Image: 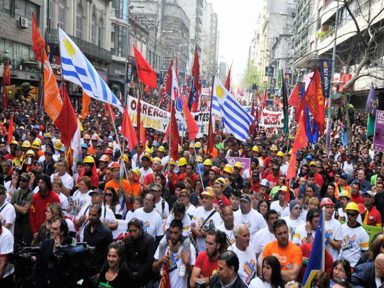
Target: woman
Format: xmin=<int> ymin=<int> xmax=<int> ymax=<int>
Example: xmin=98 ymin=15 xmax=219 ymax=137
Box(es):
xmin=257 ymin=200 xmax=269 ymax=217
xmin=70 ymin=176 xmax=92 ymax=216
xmin=330 ymin=260 xmax=351 ymax=288
xmin=249 ymin=256 xmax=284 ymax=288
xmin=124 ymin=196 xmax=143 ymax=220
xmin=98 ymin=242 xmax=129 ymax=288
xmin=357 ymin=233 xmax=384 ymax=264
xmin=104 ymin=187 xmax=122 ymax=219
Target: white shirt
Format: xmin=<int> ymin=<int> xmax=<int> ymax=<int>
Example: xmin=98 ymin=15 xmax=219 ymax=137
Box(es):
xmin=58 ymin=193 xmax=69 ymax=212
xmin=283 ymin=216 xmax=304 ymax=241
xmin=0 ymin=201 xmax=16 ymax=234
xmin=0 ymin=226 xmax=14 ymax=277
xmin=229 ymin=244 xmax=257 ymax=286
xmin=155 ymin=197 xmax=170 ymax=220
xmin=252 ymin=227 xmax=275 ymax=255
xmin=185 ymin=203 xmax=196 ymax=220
xmin=249 ymin=277 xmax=272 ymax=288
xmin=340 ymin=223 xmax=369 ymax=267
xmin=293 ymin=223 xmax=315 ymax=246
xmin=165 ymin=213 xmax=191 ymax=237
xmin=234 ymin=208 xmax=267 ymax=238
xmin=51 ymin=172 xmax=74 ymax=190
xmin=324 ymin=218 xmax=343 ymax=261
xmin=132 ymin=207 xmax=163 ymax=239
xmin=216 ymin=223 xmax=235 ymax=243
xmin=270 ymin=200 xmax=289 ymax=217
xmin=154 ymin=243 xmax=196 ymax=288
xmin=70 ymin=191 xmax=92 ymax=216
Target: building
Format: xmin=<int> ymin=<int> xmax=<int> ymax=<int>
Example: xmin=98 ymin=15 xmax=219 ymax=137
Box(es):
xmin=218 ymin=61 xmax=227 ymax=82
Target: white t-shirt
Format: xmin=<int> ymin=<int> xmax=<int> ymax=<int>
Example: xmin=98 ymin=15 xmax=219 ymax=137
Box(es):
xmin=0 ymin=202 xmax=16 ymax=235
xmin=132 ymin=207 xmax=164 ymax=239
xmin=216 ymin=223 xmax=235 ymax=243
xmin=293 ymin=223 xmax=315 ymax=246
xmin=154 ymin=243 xmax=196 ymax=288
xmin=234 ymin=209 xmax=267 ymax=238
xmin=0 ymin=226 xmax=14 ymax=277
xmin=71 ymin=190 xmax=92 ymax=211
xmin=191 ymin=207 xmax=223 ymax=252
xmin=342 ymin=161 xmax=354 ymax=175
xmin=186 ymin=203 xmax=196 ymax=220
xmin=165 ymin=213 xmax=191 ymax=237
xmin=58 ymin=193 xmax=69 ymax=212
xmin=139 ymin=167 xmax=153 ymax=182
xmin=340 ymin=224 xmax=369 ymax=267
xmin=283 ymin=216 xmax=304 ymax=241
xmin=324 ymin=218 xmax=343 ymax=261
xmin=249 ymin=277 xmax=272 ymax=288
xmin=229 ymin=244 xmax=257 ymax=286
xmin=270 ymin=200 xmax=289 ymax=217
xmin=155 ymin=197 xmax=170 ymax=220
xmin=252 ymin=227 xmax=275 ymax=255
xmin=51 ymin=172 xmax=74 ymax=190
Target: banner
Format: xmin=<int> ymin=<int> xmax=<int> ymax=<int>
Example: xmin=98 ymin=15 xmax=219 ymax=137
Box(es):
xmin=318 ymin=58 xmax=332 ymax=99
xmin=259 ymin=110 xmax=284 ymax=128
xmin=178 ymin=112 xmax=210 ymax=138
xmin=128 ymin=96 xmax=170 ymax=133
xmin=373 ymin=110 xmax=384 ymax=152
xmin=226 ymin=157 xmax=251 ymax=171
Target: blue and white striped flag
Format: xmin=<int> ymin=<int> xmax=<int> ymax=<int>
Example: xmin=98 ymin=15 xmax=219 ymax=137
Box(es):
xmin=212 ymin=77 xmax=254 ymax=141
xmin=58 ymin=29 xmax=123 ymax=112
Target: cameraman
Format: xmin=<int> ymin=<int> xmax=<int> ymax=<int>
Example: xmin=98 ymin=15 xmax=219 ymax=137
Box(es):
xmin=34 ymin=217 xmax=72 ymax=288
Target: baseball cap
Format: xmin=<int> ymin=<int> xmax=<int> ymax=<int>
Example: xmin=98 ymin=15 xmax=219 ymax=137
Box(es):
xmin=239 ymin=194 xmax=251 ymax=202
xmin=89 ymin=189 xmax=104 ymax=196
xmin=364 ymin=190 xmax=375 ymax=197
xmin=260 ymin=179 xmax=269 ymax=187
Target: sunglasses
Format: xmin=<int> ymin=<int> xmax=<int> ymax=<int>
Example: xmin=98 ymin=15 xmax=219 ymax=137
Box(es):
xmin=347 ymin=213 xmax=358 ymax=217
xmin=105 ymin=193 xmax=113 ymax=197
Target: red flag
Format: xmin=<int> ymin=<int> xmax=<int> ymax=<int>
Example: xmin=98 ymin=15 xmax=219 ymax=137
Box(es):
xmin=180 ymin=92 xmax=199 ymax=140
xmin=54 ymin=85 xmax=78 ymax=148
xmin=225 ymin=65 xmax=232 ymax=91
xmin=304 ymin=69 xmax=325 ymax=134
xmin=288 ymin=82 xmax=300 ymax=107
xmin=188 ymin=48 xmax=201 ymax=112
xmin=139 ymin=120 xmax=146 ymax=147
xmin=32 ymin=14 xmax=46 ymax=64
xmin=7 ymin=115 xmax=14 ymax=145
xmin=3 ymin=63 xmax=10 ymax=86
xmin=136 ymin=93 xmax=142 ymax=151
xmin=169 ymin=102 xmax=180 ymax=161
xmin=159 ymin=262 xmax=171 ymax=288
xmin=207 ymin=114 xmax=214 ymax=154
xmin=121 ymin=106 xmax=138 ymax=151
xmin=106 ymin=103 xmax=116 ymax=122
xmin=160 ymin=61 xmax=173 ymax=110
xmin=134 ymin=47 xmax=157 ymax=89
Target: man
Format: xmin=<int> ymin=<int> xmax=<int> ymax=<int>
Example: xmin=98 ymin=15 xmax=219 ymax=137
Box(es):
xmin=132 ymin=192 xmax=163 ymax=242
xmin=298 ymin=172 xmax=320 ymax=198
xmin=360 ymin=190 xmax=382 ymax=227
xmin=320 ymin=197 xmax=343 ymax=262
xmin=0 ymin=222 xmax=14 ymax=287
xmin=153 ymin=219 xmax=196 ymax=288
xmin=234 ymin=194 xmax=266 ymax=238
xmin=228 ymin=224 xmax=257 ymax=285
xmin=213 ymin=177 xmax=231 ymax=208
xmin=337 ymin=190 xmax=362 ymax=224
xmin=263 ymin=219 xmax=303 ymax=282
xmin=143 ymin=157 xmax=163 ymax=190
xmin=339 ymin=202 xmax=369 ymax=268
xmin=232 ymin=161 xmax=244 ymax=190
xmin=270 ymin=186 xmax=289 ymax=217
xmin=352 ymin=169 xmax=371 ymax=193
xmin=209 ymin=251 xmax=247 ymax=288
xmin=79 ymin=156 xmax=99 ymax=188
xmin=10 ymin=172 xmax=33 ymax=244
xmin=190 ymin=229 xmax=228 ymax=287
xmin=83 ymin=204 xmax=113 ymax=275
xmin=216 ymin=206 xmax=235 ymax=243
xmin=0 ymin=185 xmax=16 ymax=234
xmin=282 ymin=200 xmax=304 ymax=240
xmin=350 ymin=182 xmax=364 ymax=205
xmin=138 ymin=154 xmax=153 ymax=180
xmin=151 ymin=183 xmax=170 ymax=221
xmin=351 ymin=253 xmax=384 ymax=288
xmin=375 ymin=181 xmax=384 ymax=220
xmin=191 ymin=187 xmax=223 ymax=252
xmin=30 ymin=175 xmax=60 ymax=237
xmin=252 ymin=209 xmax=278 ymax=265
xmin=229 ymin=190 xmax=241 ymax=212
xmin=124 ymin=218 xmax=156 ymax=287
xmin=50 ymin=159 xmax=74 ymax=196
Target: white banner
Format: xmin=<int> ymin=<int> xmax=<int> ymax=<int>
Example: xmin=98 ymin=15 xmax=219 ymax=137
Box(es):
xmin=259 ymin=109 xmax=284 ymax=128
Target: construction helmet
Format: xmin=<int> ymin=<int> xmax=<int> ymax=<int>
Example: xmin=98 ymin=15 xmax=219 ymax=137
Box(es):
xmin=11 ymin=140 xmax=19 ymax=146
xmin=31 ymin=140 xmax=41 ymax=149
xmin=178 ymin=157 xmax=187 ymax=166
xmin=22 ymin=140 xmax=31 ymax=149
xmin=189 ymin=143 xmax=195 ymax=149
xmin=158 ymin=146 xmax=166 ymax=153
xmin=195 ymin=142 xmax=202 ymax=149
xmin=339 ymin=190 xmax=351 ymax=199
xmin=195 ymin=156 xmax=203 ymax=163
xmin=252 ymin=146 xmax=259 ymax=152
xmin=203 ymin=159 xmax=213 ymax=166
xmin=54 ymin=140 xmax=63 ymax=150
xmin=345 ymin=202 xmax=359 ymax=213
xmin=270 ymin=144 xmax=278 ymax=151
xmin=169 ymin=158 xmax=176 ymax=165
xmin=83 ymin=156 xmax=95 ymax=164
xmin=223 ymin=164 xmax=233 ymax=174
xmin=277 ymin=151 xmax=285 ymax=157
xmin=234 ymin=161 xmax=243 ymax=169
xmin=320 ymin=197 xmax=335 ymax=207
xmin=25 ymin=150 xmax=35 ymax=157
xmin=110 ymin=162 xmax=120 ymax=170
xmin=99 ymin=154 xmax=110 ymax=162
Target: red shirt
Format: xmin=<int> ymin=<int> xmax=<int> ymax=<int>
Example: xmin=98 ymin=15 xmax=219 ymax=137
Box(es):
xmin=178 ymin=172 xmax=199 ymax=184
xmin=214 ymin=195 xmax=230 ymax=207
xmin=30 ymin=191 xmax=60 ymax=234
xmin=360 ymin=206 xmax=382 ymax=227
xmin=350 ymin=193 xmax=364 ymax=205
xmin=194 ymin=251 xmax=218 ymax=277
xmin=266 ymin=173 xmax=280 ymax=187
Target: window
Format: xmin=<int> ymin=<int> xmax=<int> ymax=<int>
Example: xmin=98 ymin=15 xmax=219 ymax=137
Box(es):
xmin=98 ymin=17 xmax=105 ymax=47
xmin=76 ymin=3 xmax=83 ymax=38
xmin=58 ymin=0 xmax=66 ymax=30
xmin=91 ymin=13 xmax=97 ymax=44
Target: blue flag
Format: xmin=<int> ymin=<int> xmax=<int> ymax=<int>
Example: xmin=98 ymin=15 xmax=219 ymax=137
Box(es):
xmin=302 ymin=212 xmax=324 ymax=287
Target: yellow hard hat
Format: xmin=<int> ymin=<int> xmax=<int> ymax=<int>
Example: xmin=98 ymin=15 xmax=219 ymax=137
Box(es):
xmin=178 ymin=157 xmax=187 ymax=166
xmin=43 ymin=133 xmax=52 ymax=139
xmin=195 ymin=156 xmax=203 ymax=163
xmin=288 ymin=149 xmax=292 ymax=155
xmin=158 ymin=146 xmax=166 ymax=153
xmin=270 ymin=145 xmax=278 ymax=151
xmin=277 ymin=151 xmax=285 ymax=157
xmin=169 ymin=158 xmax=176 ymax=165
xmin=223 ymin=164 xmax=233 ymax=174
xmin=203 ymin=159 xmax=213 ymax=166
xmin=25 ymin=149 xmax=35 ymax=157
xmin=339 ymin=190 xmax=351 ymax=199
xmin=252 ymin=145 xmax=259 ymax=152
xmin=234 ymin=161 xmax=243 ymax=169
xmin=152 ymin=157 xmax=161 ymax=164
xmin=83 ymin=156 xmax=95 ymax=164
xmin=11 ymin=140 xmax=19 ymax=146
xmin=178 ymin=145 xmax=183 ymax=153
xmin=54 ymin=140 xmax=63 ymax=150
xmin=122 ymin=154 xmax=129 ymax=163
xmin=345 ymin=202 xmax=359 ymax=212
xmin=132 ymin=168 xmax=141 ymax=177
xmin=195 ymin=142 xmax=202 ymax=148
xmin=32 ymin=140 xmax=41 ymax=149
xmin=309 ymin=161 xmax=317 ymax=166
xmin=22 ymin=140 xmax=31 ymax=148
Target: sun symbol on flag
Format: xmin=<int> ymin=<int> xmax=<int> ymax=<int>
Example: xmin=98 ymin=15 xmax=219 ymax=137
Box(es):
xmin=63 ymin=39 xmax=76 ymax=58
xmin=216 ymin=85 xmax=224 ymax=99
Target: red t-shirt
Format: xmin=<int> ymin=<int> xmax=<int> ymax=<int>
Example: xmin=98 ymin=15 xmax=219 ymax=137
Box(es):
xmin=350 ymin=193 xmax=364 ymax=205
xmin=30 ymin=191 xmax=61 ymax=234
xmin=214 ymin=195 xmax=230 ymax=207
xmin=194 ymin=251 xmax=218 ymax=277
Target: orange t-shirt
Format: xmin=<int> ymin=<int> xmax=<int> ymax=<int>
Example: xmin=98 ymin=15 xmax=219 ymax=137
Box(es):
xmin=262 ymin=240 xmax=303 ymax=270
xmin=105 ymin=179 xmax=133 ymax=209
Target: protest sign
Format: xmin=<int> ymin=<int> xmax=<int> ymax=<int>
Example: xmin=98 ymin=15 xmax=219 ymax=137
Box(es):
xmin=259 ymin=110 xmax=284 ymax=128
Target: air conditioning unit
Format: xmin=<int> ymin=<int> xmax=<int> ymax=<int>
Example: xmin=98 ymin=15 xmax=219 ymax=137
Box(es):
xmin=18 ymin=17 xmax=28 ymax=29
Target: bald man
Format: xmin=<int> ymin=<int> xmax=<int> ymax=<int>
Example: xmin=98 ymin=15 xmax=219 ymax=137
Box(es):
xmin=351 ymin=253 xmax=384 ymax=287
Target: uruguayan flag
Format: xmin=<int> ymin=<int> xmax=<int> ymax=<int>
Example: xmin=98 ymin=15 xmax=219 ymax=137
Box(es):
xmin=212 ymin=77 xmax=254 ymax=141
xmin=58 ymin=29 xmax=123 ymax=112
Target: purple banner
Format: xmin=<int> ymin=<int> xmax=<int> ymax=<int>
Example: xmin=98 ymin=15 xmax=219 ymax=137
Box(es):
xmin=226 ymin=157 xmax=251 ymax=172
xmin=373 ymin=110 xmax=384 ymax=152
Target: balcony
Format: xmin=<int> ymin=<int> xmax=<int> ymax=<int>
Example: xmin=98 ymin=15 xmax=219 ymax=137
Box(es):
xmin=46 ymin=29 xmax=112 ymax=63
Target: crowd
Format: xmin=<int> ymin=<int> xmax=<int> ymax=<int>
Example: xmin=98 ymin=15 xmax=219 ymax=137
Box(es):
xmin=0 ymin=99 xmax=383 ymax=288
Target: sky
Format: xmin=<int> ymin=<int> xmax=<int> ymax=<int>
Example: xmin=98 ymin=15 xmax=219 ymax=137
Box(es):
xmin=209 ymin=0 xmax=260 ymax=87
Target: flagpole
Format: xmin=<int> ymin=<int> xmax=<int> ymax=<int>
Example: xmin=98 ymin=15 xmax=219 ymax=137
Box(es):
xmin=136 ymin=86 xmax=142 ymax=160
xmin=321 ymin=206 xmax=325 ymax=272
xmin=193 ymin=146 xmax=205 ymax=190
xmin=168 ymin=99 xmax=173 ymax=175
xmin=207 ymin=75 xmax=215 ymax=156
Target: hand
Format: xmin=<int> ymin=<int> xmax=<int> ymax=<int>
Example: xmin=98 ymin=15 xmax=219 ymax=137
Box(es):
xmin=194 ymin=227 xmax=202 ymax=238
xmin=180 ymin=250 xmax=190 ymax=265
xmin=160 ymin=253 xmax=170 ymax=264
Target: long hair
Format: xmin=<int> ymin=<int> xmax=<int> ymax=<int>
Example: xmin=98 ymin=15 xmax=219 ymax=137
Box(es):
xmin=104 ymin=186 xmax=119 ymax=214
xmin=100 ymin=241 xmax=128 ymax=276
xmin=262 ymin=256 xmax=284 ymax=288
xmin=331 ymin=259 xmax=352 ymax=282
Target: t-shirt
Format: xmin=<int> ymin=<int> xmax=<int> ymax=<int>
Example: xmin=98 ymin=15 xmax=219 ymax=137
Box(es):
xmin=252 ymin=227 xmax=276 ymax=255
xmin=191 ymin=207 xmax=223 ymax=252
xmin=194 ymin=251 xmax=219 ymax=278
xmin=293 ymin=223 xmax=316 ymax=246
xmin=155 ymin=197 xmax=170 ymax=220
xmin=283 ymin=216 xmax=304 ymax=241
xmin=263 ymin=240 xmax=303 ymax=271
xmin=249 ymin=277 xmax=272 ymax=288
xmin=58 ymin=193 xmax=69 ymax=212
xmin=71 ymin=190 xmax=92 ymax=214
xmin=0 ymin=201 xmax=16 ymax=234
xmin=0 ymin=226 xmax=14 ymax=277
xmin=154 ymin=243 xmax=196 ymax=288
xmin=216 ymin=223 xmax=235 ymax=243
xmin=165 ymin=213 xmax=191 ymax=237
xmin=132 ymin=207 xmax=163 ymax=239
xmin=51 ymin=172 xmax=74 ymax=190
xmin=340 ymin=223 xmax=369 ymax=267
xmin=229 ymin=244 xmax=257 ymax=285
xmin=186 ymin=203 xmax=196 ymax=220
xmin=270 ymin=200 xmax=289 ymax=217
xmin=324 ymin=218 xmax=343 ymax=261
xmin=233 ymin=209 xmax=267 ymax=238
